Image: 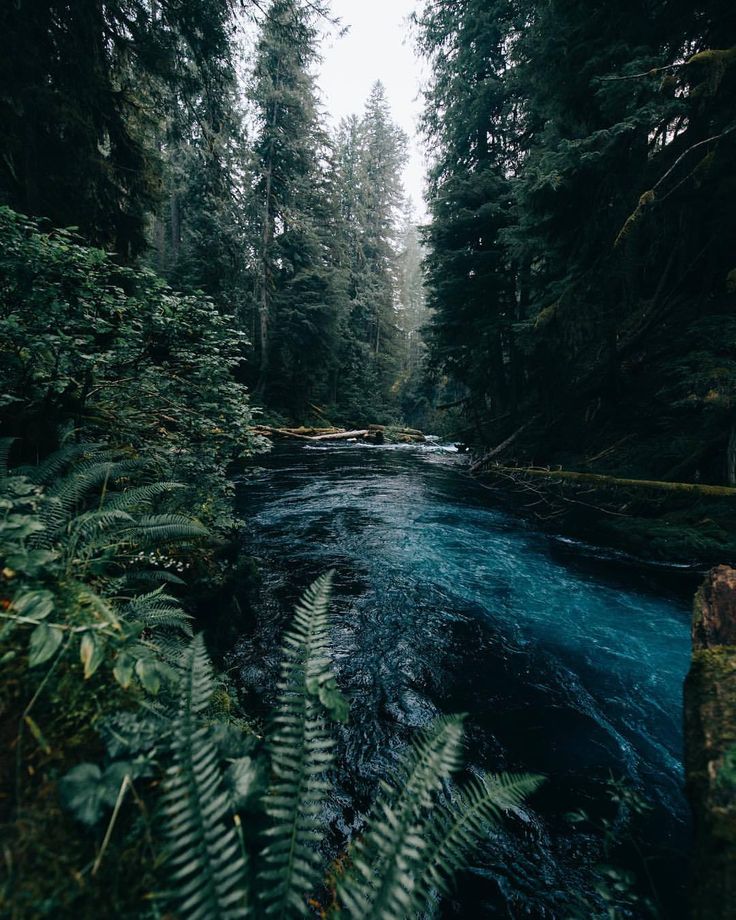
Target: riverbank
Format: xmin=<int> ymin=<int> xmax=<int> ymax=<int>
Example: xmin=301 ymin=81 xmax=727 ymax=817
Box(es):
xmin=471 ymin=460 xmax=736 ymax=570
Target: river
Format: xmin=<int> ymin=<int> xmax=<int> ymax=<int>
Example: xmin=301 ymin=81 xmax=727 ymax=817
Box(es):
xmin=235 ymin=440 xmax=694 ymax=918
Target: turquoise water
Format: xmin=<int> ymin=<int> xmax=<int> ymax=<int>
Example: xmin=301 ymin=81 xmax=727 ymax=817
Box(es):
xmin=236 ymin=441 xmax=693 ymax=917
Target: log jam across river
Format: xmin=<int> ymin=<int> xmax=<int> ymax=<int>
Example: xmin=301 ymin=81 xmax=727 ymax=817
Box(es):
xmin=235 ymin=440 xmax=695 ymax=918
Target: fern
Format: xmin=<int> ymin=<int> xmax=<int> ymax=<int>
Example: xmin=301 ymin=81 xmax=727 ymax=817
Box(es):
xmin=338 ymin=725 xmax=542 ymax=920
xmin=337 ymin=716 xmax=465 ymax=920
xmin=135 ymin=513 xmax=209 ymax=544
xmin=22 ymin=442 xmax=103 ymax=486
xmin=160 ymin=635 xmax=248 ymax=920
xmin=414 ymin=772 xmax=544 ymax=904
xmin=259 ymin=571 xmax=346 ymax=918
xmin=125 ymin=589 xmax=194 ymax=636
xmin=104 ymin=481 xmax=184 ymax=511
xmin=34 ymin=458 xmax=133 ymax=547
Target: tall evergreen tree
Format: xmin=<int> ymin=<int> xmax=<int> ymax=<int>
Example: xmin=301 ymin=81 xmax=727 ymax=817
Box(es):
xmin=150 ymin=21 xmax=251 ymax=317
xmin=332 ymin=83 xmax=409 ymax=421
xmin=0 ymin=0 xmax=238 ymax=258
xmin=248 ymin=0 xmax=343 ymax=413
xmin=415 ymin=0 xmax=519 ymax=436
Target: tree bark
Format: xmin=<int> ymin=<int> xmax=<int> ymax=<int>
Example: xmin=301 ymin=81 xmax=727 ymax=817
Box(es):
xmin=727 ymin=422 xmax=736 ymax=487
xmin=685 ymin=566 xmax=736 ymax=919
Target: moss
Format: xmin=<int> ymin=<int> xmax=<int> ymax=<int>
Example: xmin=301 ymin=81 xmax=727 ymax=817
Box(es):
xmin=614 ymin=190 xmax=656 ymax=248
xmin=687 ymin=47 xmax=736 ymax=67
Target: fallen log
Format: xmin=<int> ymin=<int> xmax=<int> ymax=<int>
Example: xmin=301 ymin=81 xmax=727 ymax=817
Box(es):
xmin=310 ymin=429 xmax=370 ymax=441
xmin=251 ymin=426 xmax=313 ymax=441
xmin=251 ymin=424 xmax=426 ymax=444
xmin=482 ymin=465 xmax=736 ymax=498
xmin=470 ymin=421 xmax=533 ymax=472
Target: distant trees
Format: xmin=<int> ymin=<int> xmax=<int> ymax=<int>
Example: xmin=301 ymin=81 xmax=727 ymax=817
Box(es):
xmin=0 ymin=0 xmax=424 ymax=427
xmin=331 ymin=82 xmax=410 ymax=421
xmin=246 ymin=0 xmax=342 ymax=414
xmin=416 ymin=0 xmax=736 ymax=480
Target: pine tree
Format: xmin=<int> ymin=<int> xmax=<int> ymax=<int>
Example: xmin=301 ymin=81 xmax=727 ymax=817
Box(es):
xmin=416 ymin=0 xmax=518 ymax=435
xmin=248 ymin=0 xmax=343 ymax=412
xmin=417 ymin=0 xmax=736 ymax=482
xmin=0 ymin=0 xmax=238 ymax=258
xmin=332 ymin=83 xmax=409 ymax=421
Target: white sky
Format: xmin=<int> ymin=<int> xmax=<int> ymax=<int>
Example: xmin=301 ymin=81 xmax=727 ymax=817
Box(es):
xmin=316 ymin=0 xmax=428 ymax=218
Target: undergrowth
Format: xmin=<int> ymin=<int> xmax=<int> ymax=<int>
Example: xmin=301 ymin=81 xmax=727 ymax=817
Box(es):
xmin=0 ymin=448 xmax=543 ymax=918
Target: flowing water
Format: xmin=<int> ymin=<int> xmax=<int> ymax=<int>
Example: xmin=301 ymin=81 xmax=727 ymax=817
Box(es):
xmin=235 ymin=441 xmax=694 ymax=918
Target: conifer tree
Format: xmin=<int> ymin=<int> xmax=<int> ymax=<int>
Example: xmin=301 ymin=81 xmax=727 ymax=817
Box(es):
xmin=0 ymin=0 xmax=238 ymax=258
xmin=332 ymin=83 xmax=409 ymax=420
xmin=417 ymin=0 xmax=736 ymax=481
xmin=248 ymin=0 xmax=343 ymax=411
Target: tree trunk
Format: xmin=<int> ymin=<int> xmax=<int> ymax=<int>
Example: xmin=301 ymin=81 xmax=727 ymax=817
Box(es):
xmin=170 ymin=192 xmax=180 ymax=261
xmin=685 ymin=566 xmax=736 ymax=919
xmin=255 ymin=78 xmax=279 ymax=392
xmin=727 ymin=422 xmax=736 ymax=487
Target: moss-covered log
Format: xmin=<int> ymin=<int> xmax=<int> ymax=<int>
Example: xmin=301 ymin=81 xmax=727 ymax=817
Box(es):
xmin=685 ymin=566 xmax=736 ymax=919
xmin=251 ymin=425 xmax=426 ymax=444
xmin=483 ymin=465 xmax=736 ymax=498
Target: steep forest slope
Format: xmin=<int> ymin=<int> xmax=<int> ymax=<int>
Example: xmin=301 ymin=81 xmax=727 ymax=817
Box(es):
xmin=417 ymin=0 xmax=736 ymax=486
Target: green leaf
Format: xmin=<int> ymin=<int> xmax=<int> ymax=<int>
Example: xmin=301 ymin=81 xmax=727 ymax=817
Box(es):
xmin=135 ymin=657 xmax=161 ymax=695
xmin=5 ymin=549 xmax=57 ymax=577
xmin=113 ymin=651 xmax=135 ymax=689
xmin=316 ymin=677 xmax=349 ymax=724
xmin=58 ymin=763 xmax=105 ymax=826
xmin=28 ymin=623 xmax=64 ymax=667
xmin=24 ymin=714 xmax=51 ymax=754
xmin=80 ymin=631 xmax=104 ymax=679
xmin=58 ymin=762 xmax=133 ymax=827
xmin=13 ymin=589 xmax=54 ymax=621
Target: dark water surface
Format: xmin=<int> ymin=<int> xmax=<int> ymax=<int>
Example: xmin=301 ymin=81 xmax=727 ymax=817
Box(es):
xmin=235 ymin=441 xmax=694 ymax=918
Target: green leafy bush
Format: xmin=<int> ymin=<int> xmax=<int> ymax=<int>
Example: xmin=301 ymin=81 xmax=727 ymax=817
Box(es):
xmin=0 ymin=207 xmax=265 ymax=531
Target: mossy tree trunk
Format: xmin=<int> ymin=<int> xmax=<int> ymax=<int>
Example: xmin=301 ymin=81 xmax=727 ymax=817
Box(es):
xmin=685 ymin=565 xmax=736 ymax=919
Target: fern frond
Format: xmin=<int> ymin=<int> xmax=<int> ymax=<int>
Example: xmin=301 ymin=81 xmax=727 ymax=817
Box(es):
xmin=135 ymin=514 xmax=209 ymax=544
xmin=150 ymin=631 xmax=193 ymax=663
xmin=35 ymin=459 xmax=133 ymax=546
xmin=337 ymin=716 xmax=465 ymax=920
xmin=66 ymin=509 xmax=136 ymax=559
xmin=104 ymin=481 xmax=184 ymax=512
xmin=415 ymin=772 xmax=544 ymax=904
xmin=23 ymin=443 xmax=103 ymax=486
xmin=125 ymin=591 xmax=194 ymax=636
xmin=259 ymin=571 xmax=343 ymax=919
xmin=123 ymin=569 xmax=188 ymax=588
xmin=160 ymin=635 xmax=248 ymax=919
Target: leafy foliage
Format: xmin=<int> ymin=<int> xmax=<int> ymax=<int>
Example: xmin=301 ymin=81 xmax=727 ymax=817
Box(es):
xmin=154 ymin=576 xmax=540 ymax=920
xmin=0 ymin=208 xmax=263 ymax=530
xmin=337 ymin=719 xmax=543 ymax=918
xmin=0 ymin=0 xmax=239 ymax=257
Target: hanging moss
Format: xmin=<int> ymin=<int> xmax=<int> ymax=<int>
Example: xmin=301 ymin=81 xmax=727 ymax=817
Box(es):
xmin=614 ymin=190 xmax=656 ymax=248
